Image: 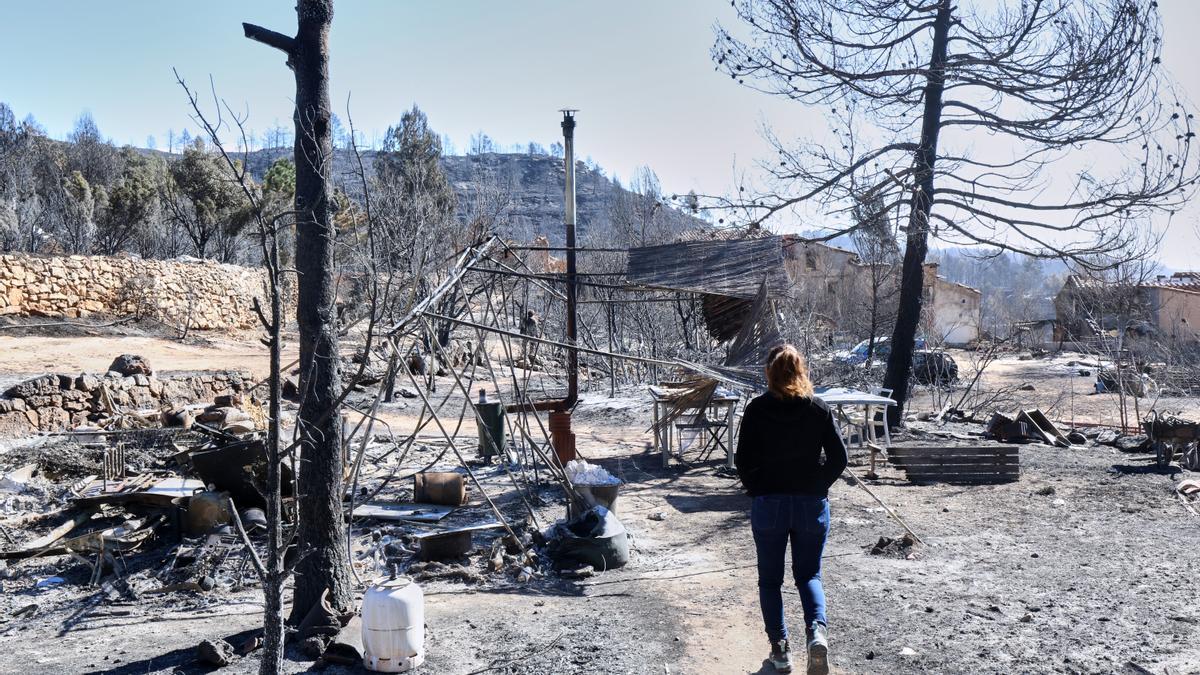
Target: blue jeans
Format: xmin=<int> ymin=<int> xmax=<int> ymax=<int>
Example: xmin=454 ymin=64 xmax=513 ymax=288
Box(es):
xmin=751 ymin=494 xmax=830 ymax=642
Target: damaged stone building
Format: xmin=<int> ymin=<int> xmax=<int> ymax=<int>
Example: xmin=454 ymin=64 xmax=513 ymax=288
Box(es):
xmin=520 ymin=228 xmax=984 ymax=348
xmin=1054 ymin=271 xmax=1200 ymax=344
xmin=922 ymin=263 xmax=983 ymax=346
xmin=779 ymin=236 xmax=982 ymax=346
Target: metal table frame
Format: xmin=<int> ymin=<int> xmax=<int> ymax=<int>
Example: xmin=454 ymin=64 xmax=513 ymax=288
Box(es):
xmin=649 ymin=386 xmax=740 ymax=469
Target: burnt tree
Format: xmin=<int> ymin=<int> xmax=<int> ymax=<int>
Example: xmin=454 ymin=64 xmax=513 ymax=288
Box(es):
xmin=714 ymin=0 xmax=1196 ymax=425
xmin=244 ymin=0 xmax=353 ymax=621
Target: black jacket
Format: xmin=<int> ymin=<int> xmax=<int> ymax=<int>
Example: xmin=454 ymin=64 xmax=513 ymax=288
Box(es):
xmin=735 ymin=393 xmax=848 ymax=497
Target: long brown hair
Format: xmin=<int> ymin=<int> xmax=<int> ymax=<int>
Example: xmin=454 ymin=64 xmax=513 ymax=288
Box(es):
xmin=766 ymin=344 xmax=815 ymax=399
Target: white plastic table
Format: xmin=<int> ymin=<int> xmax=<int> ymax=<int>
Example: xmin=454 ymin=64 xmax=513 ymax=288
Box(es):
xmin=815 ymin=387 xmax=897 ymax=447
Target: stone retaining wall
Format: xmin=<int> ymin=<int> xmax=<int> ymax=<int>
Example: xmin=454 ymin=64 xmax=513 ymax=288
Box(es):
xmin=0 ymin=370 xmax=251 ymax=436
xmin=0 ymin=253 xmax=273 ymax=330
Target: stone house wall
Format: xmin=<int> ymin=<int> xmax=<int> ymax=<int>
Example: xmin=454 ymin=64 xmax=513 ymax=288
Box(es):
xmin=0 ymin=370 xmax=251 ymax=436
xmin=779 ymin=237 xmax=868 ymax=332
xmin=777 ymin=239 xmax=981 ymax=346
xmin=1145 ymin=286 xmax=1200 ymax=341
xmin=930 ymin=277 xmax=982 ymax=346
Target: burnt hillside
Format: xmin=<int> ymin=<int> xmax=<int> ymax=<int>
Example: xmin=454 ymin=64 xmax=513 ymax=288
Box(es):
xmin=235 ymin=147 xmax=706 ymax=246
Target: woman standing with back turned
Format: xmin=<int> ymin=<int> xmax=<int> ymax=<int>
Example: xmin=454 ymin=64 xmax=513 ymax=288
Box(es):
xmin=736 ymin=344 xmax=848 ymax=674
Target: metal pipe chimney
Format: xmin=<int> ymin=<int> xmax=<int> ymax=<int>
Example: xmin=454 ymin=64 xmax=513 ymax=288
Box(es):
xmin=506 ymin=111 xmax=582 ymax=468
xmin=547 ymin=110 xmax=579 ymax=465
xmin=561 ymin=110 xmax=579 ymax=411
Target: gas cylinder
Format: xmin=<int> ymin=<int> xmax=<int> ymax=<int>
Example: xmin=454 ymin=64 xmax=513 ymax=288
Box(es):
xmin=362 ymin=576 xmax=425 ymax=672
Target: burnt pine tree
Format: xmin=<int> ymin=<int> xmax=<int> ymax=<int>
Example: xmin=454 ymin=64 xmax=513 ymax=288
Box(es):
xmin=243 ymin=0 xmax=354 ymax=623
xmin=714 ymin=0 xmax=1196 ymax=424
xmin=374 ymin=106 xmax=460 ymax=354
xmin=849 ymin=191 xmax=900 ymax=370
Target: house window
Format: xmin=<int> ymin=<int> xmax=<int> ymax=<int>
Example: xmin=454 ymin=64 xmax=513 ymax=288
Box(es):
xmin=805 ymin=250 xmax=817 ymax=271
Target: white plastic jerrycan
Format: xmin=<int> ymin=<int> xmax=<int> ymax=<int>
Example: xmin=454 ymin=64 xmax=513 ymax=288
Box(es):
xmin=362 ymin=575 xmax=425 ymax=672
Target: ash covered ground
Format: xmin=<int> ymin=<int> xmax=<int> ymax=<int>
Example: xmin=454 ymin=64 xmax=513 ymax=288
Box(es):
xmin=0 ymin=332 xmax=1197 ymax=674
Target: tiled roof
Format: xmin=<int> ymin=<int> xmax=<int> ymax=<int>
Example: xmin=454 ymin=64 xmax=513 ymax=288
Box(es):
xmin=1144 ymin=280 xmax=1200 ymax=295
xmin=1062 ymin=272 xmax=1200 ymax=295
xmin=1145 ymin=272 xmax=1200 ymax=293
xmin=778 ymin=234 xmax=859 ymax=259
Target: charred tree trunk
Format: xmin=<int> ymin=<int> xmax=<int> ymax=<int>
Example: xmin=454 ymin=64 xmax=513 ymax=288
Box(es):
xmin=882 ymin=0 xmax=952 ymax=428
xmin=285 ymin=0 xmax=353 ymax=622
xmin=864 ymin=315 xmax=878 ymax=370
xmin=382 ymin=354 xmax=399 ymax=403
xmin=244 ymin=0 xmax=353 ymax=626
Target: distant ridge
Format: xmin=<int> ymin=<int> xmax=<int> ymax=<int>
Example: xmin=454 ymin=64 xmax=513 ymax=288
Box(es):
xmin=139 ymin=146 xmax=708 ymax=246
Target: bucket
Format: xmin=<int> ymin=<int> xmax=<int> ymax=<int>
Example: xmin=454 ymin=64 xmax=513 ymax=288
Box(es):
xmin=567 ymin=483 xmax=620 ymax=519
xmin=362 ymin=576 xmax=425 ymax=673
xmin=413 ymin=472 xmax=466 ymax=506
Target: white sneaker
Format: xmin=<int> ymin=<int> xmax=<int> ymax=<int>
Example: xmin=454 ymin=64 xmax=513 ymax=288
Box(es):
xmin=768 ymin=639 xmax=793 ymax=673
xmin=806 ymin=624 xmax=829 ymax=675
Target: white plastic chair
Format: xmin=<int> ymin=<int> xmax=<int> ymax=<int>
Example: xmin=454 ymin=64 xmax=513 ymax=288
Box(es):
xmin=866 ymin=387 xmax=893 ymax=447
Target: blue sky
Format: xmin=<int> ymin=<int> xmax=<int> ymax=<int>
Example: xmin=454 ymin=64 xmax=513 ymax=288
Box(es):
xmin=2 ymin=0 xmax=1198 ymax=268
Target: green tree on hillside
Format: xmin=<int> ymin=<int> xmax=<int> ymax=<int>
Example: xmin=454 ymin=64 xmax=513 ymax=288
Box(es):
xmin=375 ymin=105 xmax=457 ymax=272
xmin=374 ymin=106 xmax=463 ymax=349
xmin=162 ymin=138 xmax=248 ymax=261
xmin=261 ymin=157 xmax=297 ymax=265
xmin=263 ymin=157 xmax=296 ymax=196
xmin=96 ymin=149 xmax=160 ymax=255
xmin=377 ymin=107 xmax=456 ymax=217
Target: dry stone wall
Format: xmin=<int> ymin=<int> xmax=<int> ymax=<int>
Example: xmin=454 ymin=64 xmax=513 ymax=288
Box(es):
xmin=0 ymin=253 xmax=273 ymax=330
xmin=0 ymin=370 xmax=251 ymax=436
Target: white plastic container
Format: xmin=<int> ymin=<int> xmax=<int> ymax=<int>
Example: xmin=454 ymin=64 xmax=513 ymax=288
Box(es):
xmin=362 ymin=576 xmax=425 ymax=672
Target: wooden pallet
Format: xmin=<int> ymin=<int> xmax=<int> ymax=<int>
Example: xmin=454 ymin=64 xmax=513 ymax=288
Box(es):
xmin=887 ymin=445 xmax=1020 ymax=484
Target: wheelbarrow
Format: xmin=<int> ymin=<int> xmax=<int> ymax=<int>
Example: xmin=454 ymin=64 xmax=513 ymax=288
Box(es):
xmin=1142 ymin=411 xmax=1200 ymax=469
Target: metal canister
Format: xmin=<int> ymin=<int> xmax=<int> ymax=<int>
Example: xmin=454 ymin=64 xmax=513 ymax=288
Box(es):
xmin=413 ymin=472 xmax=467 ymax=506
xmin=475 ymin=394 xmax=506 ymax=462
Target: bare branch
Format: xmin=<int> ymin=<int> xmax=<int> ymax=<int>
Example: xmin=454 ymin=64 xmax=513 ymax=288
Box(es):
xmin=242 ymin=23 xmax=295 ymax=55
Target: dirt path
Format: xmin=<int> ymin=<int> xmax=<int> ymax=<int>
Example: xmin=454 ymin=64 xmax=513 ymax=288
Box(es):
xmin=0 ymin=333 xmax=289 ymax=383
xmin=568 ymin=416 xmax=1200 ymax=674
